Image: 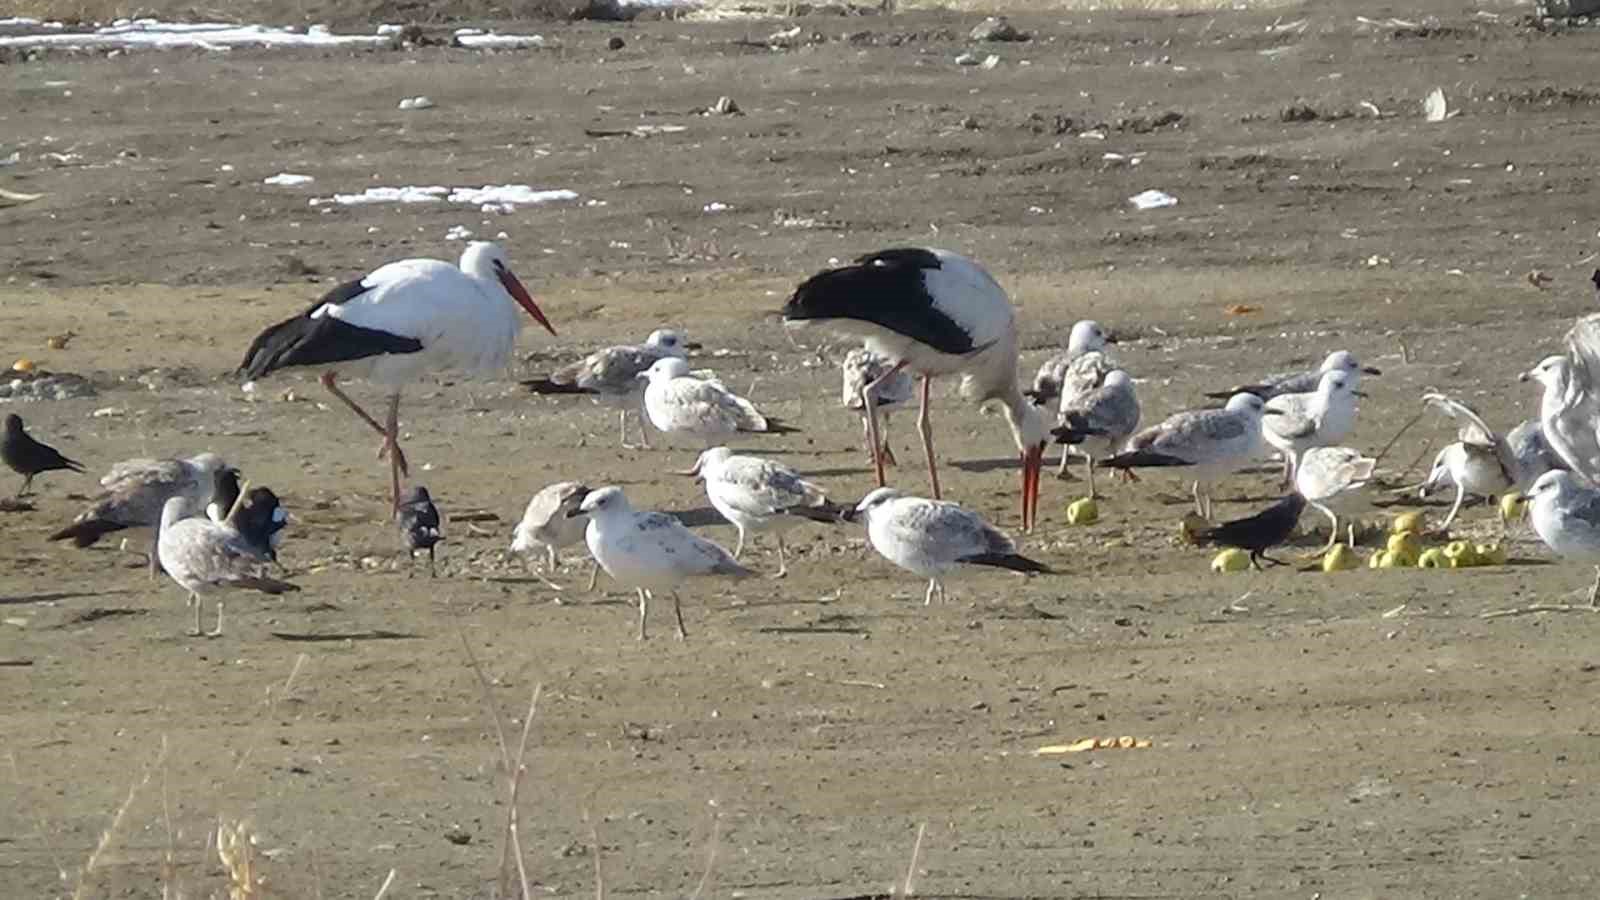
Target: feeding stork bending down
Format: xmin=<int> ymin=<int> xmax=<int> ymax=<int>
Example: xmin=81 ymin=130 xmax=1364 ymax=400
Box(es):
xmin=781 ymin=248 xmax=1047 ymax=531
xmin=237 ymin=242 xmax=557 ymax=515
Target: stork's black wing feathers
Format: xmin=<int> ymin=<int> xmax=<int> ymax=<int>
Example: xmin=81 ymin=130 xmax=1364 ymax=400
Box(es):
xmin=781 ymin=248 xmax=976 ymax=356
xmin=237 ymin=278 xmax=423 ymax=380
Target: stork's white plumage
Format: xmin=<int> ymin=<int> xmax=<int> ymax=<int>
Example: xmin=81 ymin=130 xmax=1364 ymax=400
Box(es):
xmin=238 ymin=241 xmax=556 ymax=514
xmin=781 ymin=248 xmax=1047 ymax=531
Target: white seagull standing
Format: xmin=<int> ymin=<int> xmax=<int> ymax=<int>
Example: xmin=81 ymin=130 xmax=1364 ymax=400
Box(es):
xmin=1262 ymin=369 xmax=1364 ymax=485
xmin=841 ymin=346 xmax=914 ymax=466
xmin=1526 ymin=470 xmax=1600 ymax=605
xmin=1203 ymin=350 xmax=1381 ymax=401
xmin=1050 ymin=365 xmax=1141 ymax=496
xmin=640 ymin=357 xmax=797 ymax=446
xmin=781 ymin=248 xmax=1048 ymax=531
xmin=1521 ymin=353 xmax=1600 ymax=484
xmin=1027 ymin=319 xmax=1114 ymax=407
xmin=522 ymin=329 xmax=699 ymax=448
xmin=846 ymin=487 xmax=1049 ymax=605
xmin=238 ymin=241 xmax=558 ymax=514
xmin=1295 ymin=446 xmax=1377 ymax=550
xmin=157 ymin=496 xmax=300 ymax=637
xmin=1100 ymin=392 xmax=1278 ymax=519
xmin=686 ymin=446 xmax=844 ymax=578
xmin=577 ymin=486 xmax=756 ymax=640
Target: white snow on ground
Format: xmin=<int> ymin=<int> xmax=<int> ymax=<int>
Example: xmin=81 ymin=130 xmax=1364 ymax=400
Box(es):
xmin=308 ymin=185 xmax=579 ymax=210
xmin=263 ymin=173 xmax=314 ymax=186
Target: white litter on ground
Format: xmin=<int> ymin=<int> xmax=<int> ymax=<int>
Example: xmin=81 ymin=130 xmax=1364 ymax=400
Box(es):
xmin=456 ymin=33 xmax=548 ymax=49
xmin=398 ymin=96 xmax=436 ymax=110
xmin=0 ymin=17 xmax=64 ymax=29
xmin=0 ymin=18 xmax=556 ymax=51
xmin=445 ymin=225 xmax=474 ymax=241
xmin=262 ymin=173 xmax=314 ymax=187
xmin=1129 ymin=189 xmax=1178 ymax=210
xmin=308 ymin=185 xmax=579 ymax=210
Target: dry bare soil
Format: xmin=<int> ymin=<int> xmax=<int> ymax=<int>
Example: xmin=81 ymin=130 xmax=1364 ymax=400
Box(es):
xmin=5 ymin=1 xmax=1600 ymax=897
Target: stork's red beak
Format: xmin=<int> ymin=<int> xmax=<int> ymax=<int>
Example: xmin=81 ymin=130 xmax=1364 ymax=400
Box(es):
xmin=1020 ymin=444 xmax=1044 ymax=533
xmin=499 ymin=268 xmax=557 ymax=336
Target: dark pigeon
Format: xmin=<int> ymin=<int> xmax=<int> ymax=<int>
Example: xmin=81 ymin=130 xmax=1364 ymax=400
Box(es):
xmin=397 ymin=485 xmax=443 ymax=577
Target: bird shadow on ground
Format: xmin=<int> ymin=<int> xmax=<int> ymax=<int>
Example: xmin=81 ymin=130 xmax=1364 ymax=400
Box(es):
xmin=662 ymin=506 xmax=727 ymax=528
xmin=950 ymin=457 xmax=1021 ymax=474
xmin=269 ymin=629 xmax=422 ymax=642
xmin=802 ymin=466 xmax=871 ymax=479
xmin=1 ymin=589 xmax=129 ymax=606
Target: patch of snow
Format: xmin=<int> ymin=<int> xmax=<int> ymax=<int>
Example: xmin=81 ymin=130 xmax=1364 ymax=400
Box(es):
xmin=263 ymin=172 xmax=314 ymax=187
xmin=397 ymin=96 xmax=435 ymax=110
xmin=456 ymin=34 xmax=547 ymax=49
xmin=446 ymin=225 xmax=474 ymax=241
xmin=1129 ymin=189 xmax=1178 ymax=210
xmin=376 ymin=24 xmax=404 ymax=35
xmin=0 ymin=18 xmax=392 ymax=50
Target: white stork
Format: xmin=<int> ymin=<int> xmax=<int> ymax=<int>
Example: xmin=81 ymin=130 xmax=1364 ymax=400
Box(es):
xmin=238 ymin=241 xmax=557 ymax=514
xmin=781 ymin=248 xmax=1047 ymax=531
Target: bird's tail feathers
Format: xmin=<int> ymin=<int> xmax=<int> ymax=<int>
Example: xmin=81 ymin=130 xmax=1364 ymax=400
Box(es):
xmin=48 ymin=518 xmax=125 ymax=547
xmin=961 ymin=552 xmax=1052 ymax=575
xmin=788 ymin=501 xmax=851 ymax=525
xmin=762 ymin=418 xmax=802 ymax=435
xmin=521 ymin=378 xmax=593 ymax=395
xmin=1100 ymin=450 xmax=1193 ymax=470
xmin=1051 ymin=412 xmax=1107 ymax=446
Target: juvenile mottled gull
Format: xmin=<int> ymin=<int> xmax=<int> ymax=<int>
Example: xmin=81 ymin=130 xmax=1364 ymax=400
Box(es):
xmin=641 ymin=357 xmax=797 ymax=446
xmin=511 ymin=481 xmax=590 ymax=570
xmin=1099 ymin=392 xmax=1277 ymax=519
xmin=1295 ymin=446 xmax=1376 ymax=550
xmin=846 ymin=487 xmax=1049 ymax=605
xmin=1262 ymin=369 xmax=1364 ymax=485
xmin=157 ymin=496 xmax=300 ymax=637
xmin=1526 ymin=470 xmax=1600 ymax=604
xmin=522 ymin=329 xmax=699 ymax=448
xmin=1204 ymin=350 xmax=1380 ymax=401
xmin=1027 ymin=320 xmax=1114 ymax=407
xmin=577 ymin=486 xmax=756 ymax=640
xmin=1051 ymin=366 xmax=1141 ymax=497
xmin=842 ymin=346 xmax=913 ymax=466
xmin=49 ymin=452 xmax=234 ymax=577
xmin=1417 ymin=392 xmax=1551 ymax=529
xmin=2 ymin=413 xmax=84 ymax=499
xmin=687 ymin=446 xmax=844 ymax=578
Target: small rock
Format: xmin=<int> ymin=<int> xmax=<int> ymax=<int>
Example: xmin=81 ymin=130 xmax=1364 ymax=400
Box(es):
xmin=444 ymin=828 xmax=472 ymax=846
xmin=970 ymin=16 xmax=1027 ymax=42
xmin=1280 ymin=104 xmax=1319 ymax=123
xmin=606 ymin=35 xmax=625 ymax=50
xmin=711 ymin=95 xmax=740 ymax=115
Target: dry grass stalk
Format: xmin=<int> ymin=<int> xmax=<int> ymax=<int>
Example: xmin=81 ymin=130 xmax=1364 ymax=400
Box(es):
xmin=232 ymin=651 xmax=310 ymax=775
xmin=73 ymin=736 xmax=169 ymax=900
xmin=371 ymin=868 xmax=397 ymax=900
xmin=160 ymin=760 xmax=179 ymax=900
xmin=896 ymin=823 xmax=927 ymax=897
xmin=217 ymin=819 xmax=262 ymax=900
xmin=9 ymin=752 xmax=69 ymax=886
xmin=583 ymin=805 xmax=606 ymax=900
xmin=688 ymin=808 xmax=721 ymax=900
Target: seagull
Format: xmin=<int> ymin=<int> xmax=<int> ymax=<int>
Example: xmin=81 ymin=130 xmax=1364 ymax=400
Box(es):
xmin=781 ymin=248 xmax=1048 ymax=531
xmin=640 ymin=358 xmax=797 ymax=446
xmin=1203 ymin=350 xmax=1381 ymax=401
xmin=1099 ymin=392 xmax=1278 ymax=519
xmin=1526 ymin=470 xmax=1600 ymax=604
xmin=511 ymin=481 xmax=592 ymax=576
xmin=842 ymin=346 xmax=914 ymax=466
xmin=156 ymin=496 xmax=300 ymax=637
xmin=1026 ymin=319 xmax=1115 ymax=407
xmin=522 ymin=329 xmax=699 ymax=448
xmin=1415 ymin=392 xmax=1526 ymax=529
xmin=1295 ymin=446 xmax=1376 ymax=550
xmin=1505 ymin=418 xmax=1565 ymax=490
xmin=686 ymin=446 xmax=845 ymax=578
xmin=1261 ymin=369 xmax=1364 ymax=485
xmin=397 ymin=485 xmax=443 ymax=577
xmin=576 ymin=486 xmax=756 ymax=640
xmin=2 ymin=413 xmax=84 ymax=499
xmin=49 ymin=452 xmax=234 ymax=577
xmin=237 ymin=241 xmax=557 ymax=515
xmin=1520 ymin=353 xmax=1600 ymax=483
xmin=1050 ymin=367 xmax=1141 ymax=496
xmin=1192 ymin=493 xmax=1307 ymax=570
xmin=845 ymin=487 xmax=1049 ymax=605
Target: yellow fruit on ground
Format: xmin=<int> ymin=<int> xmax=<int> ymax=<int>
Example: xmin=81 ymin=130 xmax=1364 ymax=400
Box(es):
xmin=1066 ymin=497 xmax=1099 ymax=526
xmin=1387 ymin=531 xmax=1422 ymax=558
xmin=1211 ymin=548 xmax=1251 ymax=573
xmin=11 ymin=358 xmax=36 ymax=373
xmin=1418 ymin=548 xmax=1447 ymax=569
xmin=1443 ymin=540 xmax=1478 ymax=568
xmin=1392 ymin=511 xmax=1426 ymax=535
xmin=1475 ymin=543 xmax=1508 ymax=566
xmin=1376 ymin=550 xmax=1409 ymax=569
xmin=1322 ymin=545 xmax=1359 ymax=572
xmin=1368 ymin=550 xmax=1387 ymax=569
xmin=1499 ymin=493 xmax=1525 ymax=523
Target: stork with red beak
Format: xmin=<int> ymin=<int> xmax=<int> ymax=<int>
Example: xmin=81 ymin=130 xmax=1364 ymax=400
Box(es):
xmin=781 ymin=248 xmax=1047 ymax=531
xmin=238 ymin=241 xmax=557 ymax=515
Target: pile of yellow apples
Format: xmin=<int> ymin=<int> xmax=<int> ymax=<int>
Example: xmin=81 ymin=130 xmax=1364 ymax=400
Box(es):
xmin=1322 ymin=511 xmax=1508 ymax=572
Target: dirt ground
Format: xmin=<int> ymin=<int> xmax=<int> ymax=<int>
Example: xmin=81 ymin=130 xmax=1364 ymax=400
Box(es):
xmin=5 ymin=2 xmax=1600 ymax=897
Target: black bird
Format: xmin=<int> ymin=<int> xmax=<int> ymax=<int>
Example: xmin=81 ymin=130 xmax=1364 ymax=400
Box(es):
xmin=397 ymin=485 xmax=442 ymax=577
xmin=228 ymin=487 xmax=289 ymax=566
xmin=204 ymin=466 xmax=243 ymax=523
xmin=1192 ymin=493 xmax=1307 ymax=570
xmin=2 ymin=413 xmax=84 ymax=498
